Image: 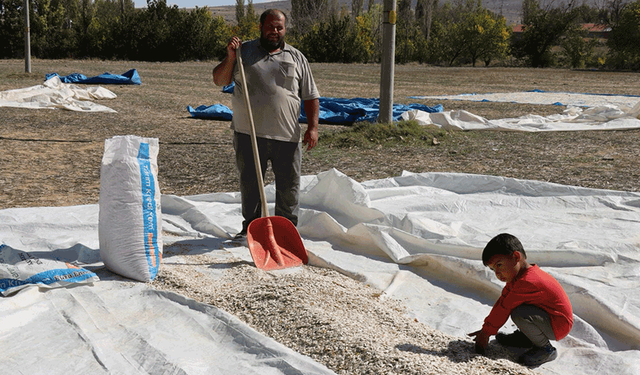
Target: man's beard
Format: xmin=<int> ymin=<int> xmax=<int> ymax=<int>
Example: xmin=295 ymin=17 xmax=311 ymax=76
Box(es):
xmin=260 ymin=34 xmax=284 ymax=51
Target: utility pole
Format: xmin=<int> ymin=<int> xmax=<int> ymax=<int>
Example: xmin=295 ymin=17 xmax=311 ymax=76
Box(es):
xmin=378 ymin=0 xmax=396 ymax=123
xmin=24 ymin=0 xmax=31 ymax=73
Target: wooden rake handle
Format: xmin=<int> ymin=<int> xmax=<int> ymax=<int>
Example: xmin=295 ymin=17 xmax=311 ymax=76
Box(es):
xmin=236 ymin=45 xmax=269 ymax=218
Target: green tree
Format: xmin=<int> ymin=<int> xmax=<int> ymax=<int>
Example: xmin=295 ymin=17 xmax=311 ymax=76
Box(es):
xmin=83 ymin=0 xmax=123 ymax=58
xmin=427 ymin=1 xmax=462 ymax=65
xmin=416 ymin=0 xmax=438 ymax=40
xmin=559 ymin=24 xmax=600 ymax=68
xmin=416 ymin=0 xmax=428 ymax=34
xmin=0 ymin=0 xmax=25 ymax=58
xmin=170 ymin=7 xmax=213 ymax=60
xmin=428 ymin=20 xmax=466 ymax=65
xmin=207 ymin=14 xmax=232 ymax=60
xmin=425 ymin=0 xmax=508 ymax=66
xmin=396 ymin=0 xmax=421 ymax=63
xmin=299 ymin=14 xmax=372 ymax=63
xmin=351 ymin=0 xmax=364 ymax=19
xmin=574 ymin=3 xmax=600 ymax=22
xmin=511 ymin=0 xmax=579 ymax=67
xmin=119 ymin=0 xmax=177 ymax=60
xmin=235 ymin=0 xmax=244 ymax=23
xmin=75 ymin=0 xmax=95 ymax=57
xmin=0 ymin=0 xmax=230 ymax=60
xmin=36 ymin=0 xmax=80 ymax=58
xmin=604 ymin=0 xmax=629 ymax=24
xmin=291 ymin=0 xmax=328 ymax=34
xmin=28 ymin=0 xmax=54 ymax=57
xmin=463 ymin=10 xmax=510 ymax=66
xmin=607 ymin=0 xmax=640 ymax=69
xmin=234 ymin=0 xmax=258 ymax=41
xmin=362 ymin=3 xmax=383 ymax=62
xmin=353 ymin=14 xmax=375 ymax=61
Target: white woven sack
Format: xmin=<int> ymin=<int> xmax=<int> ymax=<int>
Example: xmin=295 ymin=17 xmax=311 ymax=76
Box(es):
xmin=99 ymin=135 xmax=162 ymax=281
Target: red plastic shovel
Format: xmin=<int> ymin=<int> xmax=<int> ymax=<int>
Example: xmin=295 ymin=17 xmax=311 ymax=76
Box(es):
xmin=236 ymin=45 xmax=309 ymax=270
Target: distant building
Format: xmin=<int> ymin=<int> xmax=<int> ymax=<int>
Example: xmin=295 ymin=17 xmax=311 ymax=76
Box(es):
xmin=581 ymin=23 xmax=611 ymax=39
xmin=512 ymin=23 xmax=612 ymax=40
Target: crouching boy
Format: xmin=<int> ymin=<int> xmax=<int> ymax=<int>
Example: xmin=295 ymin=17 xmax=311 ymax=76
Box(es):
xmin=468 ymin=233 xmax=573 ymax=367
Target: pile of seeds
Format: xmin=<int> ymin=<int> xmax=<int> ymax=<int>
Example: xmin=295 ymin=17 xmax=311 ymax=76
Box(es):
xmin=151 ymin=251 xmax=537 ymax=375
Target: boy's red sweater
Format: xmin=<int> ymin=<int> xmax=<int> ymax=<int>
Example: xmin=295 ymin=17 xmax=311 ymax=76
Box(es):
xmin=482 ymin=265 xmax=573 ymax=340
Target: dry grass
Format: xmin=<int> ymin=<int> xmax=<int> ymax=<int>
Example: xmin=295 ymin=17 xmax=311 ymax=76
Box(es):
xmin=1 ymin=59 xmax=640 ymax=209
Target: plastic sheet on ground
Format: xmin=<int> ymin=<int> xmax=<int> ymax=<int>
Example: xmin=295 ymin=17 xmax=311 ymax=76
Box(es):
xmin=410 ymin=90 xmax=640 ymax=108
xmin=402 ymin=100 xmax=640 ymax=131
xmin=0 ymin=209 xmax=333 ymax=374
xmin=187 ymin=97 xmax=443 ymax=125
xmin=45 ymin=69 xmax=142 ymax=85
xmin=0 ymin=75 xmax=117 ymax=112
xmin=187 ymin=104 xmax=234 ymax=121
xmin=2 ymin=170 xmax=639 ymax=374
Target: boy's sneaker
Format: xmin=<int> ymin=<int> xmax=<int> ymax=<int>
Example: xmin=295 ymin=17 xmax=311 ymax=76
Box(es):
xmin=495 ymin=330 xmax=534 ymax=348
xmin=519 ymin=343 xmax=558 ymax=367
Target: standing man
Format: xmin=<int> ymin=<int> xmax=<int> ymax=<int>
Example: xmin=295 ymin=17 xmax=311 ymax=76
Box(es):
xmin=213 ymin=9 xmax=320 ymax=239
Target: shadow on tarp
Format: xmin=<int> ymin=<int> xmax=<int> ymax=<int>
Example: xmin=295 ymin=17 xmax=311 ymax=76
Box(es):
xmin=21 ymin=243 xmax=101 ymax=265
xmin=396 ymin=339 xmax=523 ymax=364
xmin=163 ymin=237 xmax=254 ymax=269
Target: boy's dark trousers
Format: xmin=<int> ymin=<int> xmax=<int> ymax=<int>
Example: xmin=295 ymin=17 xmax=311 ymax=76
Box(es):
xmin=511 ymin=304 xmax=556 ymax=347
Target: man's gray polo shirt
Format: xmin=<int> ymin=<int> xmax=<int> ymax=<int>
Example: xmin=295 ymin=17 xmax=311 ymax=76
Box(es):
xmin=231 ymin=39 xmax=320 ymax=143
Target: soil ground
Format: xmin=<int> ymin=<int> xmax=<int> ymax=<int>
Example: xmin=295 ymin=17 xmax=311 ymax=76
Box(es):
xmin=2 ymin=59 xmax=639 ymax=209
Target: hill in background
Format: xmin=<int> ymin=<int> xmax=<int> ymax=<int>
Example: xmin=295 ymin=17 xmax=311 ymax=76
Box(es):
xmin=207 ymin=1 xmax=290 ymax=24
xmin=204 ymin=0 xmax=605 ymax=28
xmin=205 ymin=0 xmax=524 ymax=26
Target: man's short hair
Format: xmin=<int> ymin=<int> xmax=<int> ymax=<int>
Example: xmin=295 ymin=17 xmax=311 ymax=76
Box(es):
xmin=482 ymin=233 xmax=527 ymax=266
xmin=260 ymin=9 xmax=287 ymax=25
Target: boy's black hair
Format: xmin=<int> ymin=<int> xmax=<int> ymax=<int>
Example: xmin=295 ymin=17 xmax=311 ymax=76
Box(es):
xmin=482 ymin=233 xmax=527 ymax=266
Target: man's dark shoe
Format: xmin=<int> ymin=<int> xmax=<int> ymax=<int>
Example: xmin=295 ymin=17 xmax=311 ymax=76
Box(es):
xmin=496 ymin=330 xmax=534 ymax=348
xmin=519 ymin=343 xmax=558 ymax=367
xmin=233 ymin=229 xmax=247 ymax=242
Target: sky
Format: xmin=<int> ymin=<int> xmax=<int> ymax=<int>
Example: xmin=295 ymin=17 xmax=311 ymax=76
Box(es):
xmin=134 ymin=0 xmax=273 ymax=8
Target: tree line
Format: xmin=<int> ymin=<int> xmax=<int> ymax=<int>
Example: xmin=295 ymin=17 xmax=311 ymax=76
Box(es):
xmin=0 ymin=0 xmax=231 ymax=60
xmin=1 ymin=0 xmax=639 ymax=70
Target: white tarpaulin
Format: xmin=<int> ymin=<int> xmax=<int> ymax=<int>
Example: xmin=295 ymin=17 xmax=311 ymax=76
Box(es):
xmin=410 ymin=91 xmax=640 ymax=108
xmin=402 ymin=103 xmax=640 ymax=131
xmin=0 ymin=76 xmax=117 ymax=112
xmin=404 ymin=91 xmax=640 ymax=131
xmin=1 ymin=170 xmax=639 ymax=374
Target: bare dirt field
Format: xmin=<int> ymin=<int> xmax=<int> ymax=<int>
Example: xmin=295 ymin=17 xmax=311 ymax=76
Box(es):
xmin=1 ymin=59 xmax=639 ymax=374
xmin=2 ymin=59 xmax=639 ymax=210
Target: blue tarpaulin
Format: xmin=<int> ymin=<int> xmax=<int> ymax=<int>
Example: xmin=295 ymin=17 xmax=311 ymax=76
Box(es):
xmin=187 ymin=104 xmax=234 ymax=121
xmin=306 ymin=97 xmax=442 ymax=124
xmin=207 ymin=82 xmax=443 ymax=124
xmin=187 ymin=97 xmax=443 ymax=125
xmin=45 ymin=69 xmax=142 ymax=85
xmin=222 ymin=83 xmax=235 ymax=93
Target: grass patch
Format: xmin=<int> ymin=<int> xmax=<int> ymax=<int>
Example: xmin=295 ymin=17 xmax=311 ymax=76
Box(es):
xmin=318 ymin=120 xmax=449 ymax=149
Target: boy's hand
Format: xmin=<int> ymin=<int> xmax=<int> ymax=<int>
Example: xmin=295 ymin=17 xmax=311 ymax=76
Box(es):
xmin=468 ymin=329 xmax=490 ymax=355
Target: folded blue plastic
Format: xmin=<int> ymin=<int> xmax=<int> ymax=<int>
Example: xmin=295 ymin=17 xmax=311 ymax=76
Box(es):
xmin=305 ymin=97 xmax=442 ymax=124
xmin=187 ymin=104 xmax=234 ymax=121
xmin=45 ymin=69 xmax=142 ymax=85
xmin=187 ymin=97 xmax=443 ymax=125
